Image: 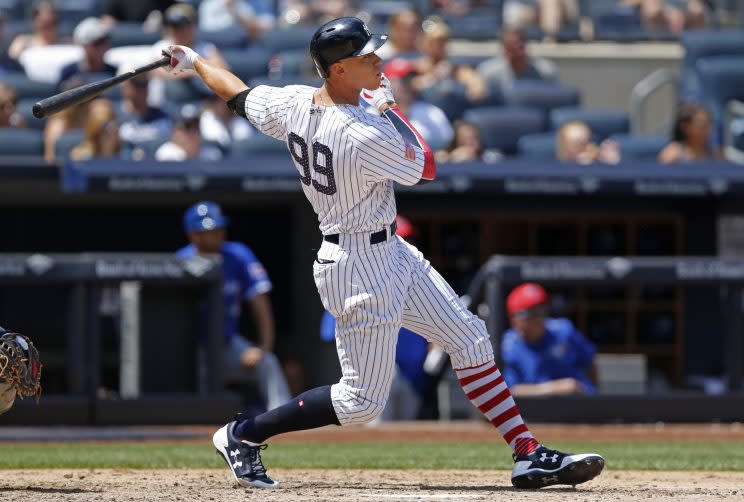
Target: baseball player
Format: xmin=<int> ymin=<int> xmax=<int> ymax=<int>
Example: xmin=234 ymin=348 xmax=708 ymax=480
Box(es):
xmin=177 ymin=201 xmax=292 ymax=411
xmin=164 ymin=16 xmax=604 ymax=490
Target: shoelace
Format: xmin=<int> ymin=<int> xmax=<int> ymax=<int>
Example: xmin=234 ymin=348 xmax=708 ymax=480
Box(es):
xmin=246 ymin=444 xmax=269 ymax=476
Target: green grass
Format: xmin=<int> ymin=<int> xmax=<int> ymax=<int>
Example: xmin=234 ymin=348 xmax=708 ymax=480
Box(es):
xmin=0 ymin=441 xmax=742 ymax=471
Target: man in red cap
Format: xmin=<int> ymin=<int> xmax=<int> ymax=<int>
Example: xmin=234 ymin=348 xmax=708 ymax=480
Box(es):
xmin=501 ymin=283 xmax=597 ymax=396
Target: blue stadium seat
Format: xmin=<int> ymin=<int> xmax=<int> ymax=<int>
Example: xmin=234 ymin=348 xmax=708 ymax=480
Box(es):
xmin=696 ymin=56 xmax=744 ymax=139
xmin=441 ymin=11 xmax=502 ymax=41
xmin=364 ymin=1 xmax=415 ymax=25
xmin=418 ymin=80 xmax=470 ymax=121
xmin=591 ymin=3 xmax=645 ymax=42
xmin=462 ymin=106 xmax=544 ymax=155
xmin=0 ymin=0 xmax=25 ymax=20
xmin=108 ymin=22 xmax=160 ymax=48
xmin=16 ymin=98 xmax=46 ymax=130
xmin=222 ymin=47 xmax=271 ymax=81
xmin=164 ymin=79 xmax=210 ymax=104
xmin=259 ymin=26 xmax=318 ymax=55
xmin=517 ymin=132 xmax=557 ymax=159
xmin=0 ymin=72 xmax=57 ymax=100
xmin=52 ymin=0 xmax=104 ymax=27
xmin=0 ymin=128 xmax=44 ymax=156
xmin=680 ymin=30 xmax=744 ymax=100
xmin=550 ymin=107 xmax=629 ymax=141
xmin=54 ymin=129 xmax=85 ymax=159
xmin=231 ymin=134 xmax=287 ymax=156
xmin=504 ymin=81 xmax=580 ymax=126
xmin=270 ymin=49 xmax=312 ymax=77
xmin=198 ymin=26 xmax=248 ymax=50
xmin=609 ymin=133 xmax=667 ymax=160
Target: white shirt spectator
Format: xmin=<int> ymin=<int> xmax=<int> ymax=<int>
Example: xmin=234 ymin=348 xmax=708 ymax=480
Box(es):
xmin=200 ymin=109 xmax=257 ymax=148
xmin=155 ymin=141 xmax=223 ymax=161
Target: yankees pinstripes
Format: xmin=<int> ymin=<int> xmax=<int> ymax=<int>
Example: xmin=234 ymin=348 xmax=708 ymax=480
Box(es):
xmin=243 ymin=84 xmax=537 ymax=453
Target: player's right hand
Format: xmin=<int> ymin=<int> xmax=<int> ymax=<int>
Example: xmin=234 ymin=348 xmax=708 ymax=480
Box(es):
xmin=361 ymin=73 xmax=395 ymax=113
xmin=163 ymin=45 xmax=198 ymax=74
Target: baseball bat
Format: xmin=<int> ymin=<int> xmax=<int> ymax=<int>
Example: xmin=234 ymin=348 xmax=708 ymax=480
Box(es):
xmin=32 ymin=55 xmax=171 ymax=119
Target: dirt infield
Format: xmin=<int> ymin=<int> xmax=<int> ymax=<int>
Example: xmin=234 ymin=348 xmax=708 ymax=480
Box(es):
xmin=0 ymin=469 xmax=741 ymax=502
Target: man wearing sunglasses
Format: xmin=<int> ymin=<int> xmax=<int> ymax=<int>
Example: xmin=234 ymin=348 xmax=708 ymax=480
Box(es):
xmin=501 ymin=282 xmax=597 ymax=396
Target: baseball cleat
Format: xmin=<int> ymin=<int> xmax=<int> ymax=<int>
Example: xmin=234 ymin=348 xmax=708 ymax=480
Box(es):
xmin=213 ymin=421 xmax=278 ymax=489
xmin=511 ymin=445 xmax=604 ymax=489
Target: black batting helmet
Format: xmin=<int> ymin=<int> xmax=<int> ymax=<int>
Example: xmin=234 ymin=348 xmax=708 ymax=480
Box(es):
xmin=309 ymin=17 xmax=388 ymax=79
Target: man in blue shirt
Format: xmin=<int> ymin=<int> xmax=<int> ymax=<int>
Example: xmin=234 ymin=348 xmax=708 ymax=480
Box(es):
xmin=177 ymin=201 xmax=291 ymax=410
xmin=501 ymin=282 xmax=597 ymax=396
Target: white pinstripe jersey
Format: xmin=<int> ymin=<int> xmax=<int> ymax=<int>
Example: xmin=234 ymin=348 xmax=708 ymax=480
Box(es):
xmin=244 ymin=85 xmax=426 ymax=235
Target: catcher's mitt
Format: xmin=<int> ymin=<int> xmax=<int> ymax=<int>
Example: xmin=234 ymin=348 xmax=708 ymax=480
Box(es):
xmin=0 ymin=333 xmax=42 ymax=401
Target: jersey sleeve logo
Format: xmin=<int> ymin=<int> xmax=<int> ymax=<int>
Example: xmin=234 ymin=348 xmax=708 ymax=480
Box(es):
xmin=404 ymin=142 xmax=416 ymax=161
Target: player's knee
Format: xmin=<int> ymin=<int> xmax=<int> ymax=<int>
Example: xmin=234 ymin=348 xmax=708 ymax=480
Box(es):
xmin=333 ymin=384 xmax=388 ymax=424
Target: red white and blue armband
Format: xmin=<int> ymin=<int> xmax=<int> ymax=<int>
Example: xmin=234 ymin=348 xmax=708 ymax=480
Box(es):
xmin=382 ymin=105 xmax=436 ymax=182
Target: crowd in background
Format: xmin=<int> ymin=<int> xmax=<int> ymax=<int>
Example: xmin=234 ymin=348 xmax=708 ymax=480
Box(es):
xmin=0 ymin=0 xmax=738 ymax=165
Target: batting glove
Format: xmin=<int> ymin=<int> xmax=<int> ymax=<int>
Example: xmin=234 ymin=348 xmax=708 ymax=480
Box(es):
xmin=361 ymin=73 xmax=395 ymax=113
xmin=164 ymin=45 xmax=199 ymax=74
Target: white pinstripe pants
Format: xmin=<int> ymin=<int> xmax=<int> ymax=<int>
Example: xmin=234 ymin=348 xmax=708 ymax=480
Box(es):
xmin=313 ymin=233 xmax=494 ymax=425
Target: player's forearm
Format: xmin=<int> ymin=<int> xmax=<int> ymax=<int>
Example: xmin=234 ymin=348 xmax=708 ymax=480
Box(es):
xmin=381 ymin=104 xmax=436 ymax=182
xmin=250 ymin=294 xmax=276 ymax=352
xmin=193 ymin=57 xmax=249 ymax=101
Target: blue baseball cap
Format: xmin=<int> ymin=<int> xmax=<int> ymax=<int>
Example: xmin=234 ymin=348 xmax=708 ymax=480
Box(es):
xmin=183 ymin=201 xmax=229 ymax=233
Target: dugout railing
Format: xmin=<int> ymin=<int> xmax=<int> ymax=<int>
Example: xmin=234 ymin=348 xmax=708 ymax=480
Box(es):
xmin=463 ymin=255 xmax=744 ymax=422
xmin=0 ymin=253 xmax=242 ymax=425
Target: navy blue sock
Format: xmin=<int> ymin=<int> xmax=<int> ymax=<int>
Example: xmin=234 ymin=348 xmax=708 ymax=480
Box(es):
xmin=234 ymin=385 xmax=340 ymax=443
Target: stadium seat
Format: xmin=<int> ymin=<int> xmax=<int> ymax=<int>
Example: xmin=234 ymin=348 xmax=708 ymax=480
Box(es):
xmin=16 ymin=98 xmax=45 ymax=130
xmin=198 ymin=26 xmax=248 ymax=50
xmin=505 ymin=81 xmax=581 ymax=126
xmin=0 ymin=72 xmax=57 ymax=100
xmin=680 ymin=30 xmax=744 ymax=100
xmin=550 ymin=107 xmax=629 ymax=141
xmin=108 ymin=22 xmax=160 ymax=48
xmin=0 ymin=0 xmax=25 ymax=20
xmin=418 ymin=80 xmax=471 ymax=122
xmin=441 ymin=11 xmax=503 ymax=41
xmin=52 ymin=0 xmax=104 ymax=27
xmin=363 ymin=1 xmax=415 ymax=25
xmin=462 ymin=106 xmax=544 ymax=155
xmin=609 ymin=133 xmax=667 ymax=160
xmin=164 ymin=79 xmax=210 ymax=104
xmin=0 ymin=128 xmax=44 ymax=156
xmin=517 ymin=132 xmax=557 ymax=159
xmin=259 ymin=26 xmax=318 ymax=54
xmin=231 ymin=134 xmax=287 ymax=156
xmin=696 ymin=56 xmax=744 ymax=124
xmin=54 ymin=129 xmax=85 ymax=159
xmin=247 ymin=76 xmax=322 ymax=89
xmin=590 ymin=2 xmax=644 ymax=42
xmin=272 ymin=49 xmax=314 ymax=77
xmin=222 ymin=47 xmax=271 ymax=81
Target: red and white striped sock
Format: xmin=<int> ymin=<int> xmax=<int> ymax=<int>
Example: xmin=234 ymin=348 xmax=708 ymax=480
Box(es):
xmin=456 ymin=360 xmax=540 ymax=457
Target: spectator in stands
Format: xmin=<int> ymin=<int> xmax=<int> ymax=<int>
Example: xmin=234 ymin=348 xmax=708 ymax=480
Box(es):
xmin=477 ymin=26 xmax=556 ymax=88
xmin=437 ymin=121 xmax=501 ymax=163
xmin=57 ymin=18 xmax=117 ymax=93
xmin=557 ymin=121 xmax=621 ymax=164
xmin=382 ymin=59 xmax=454 ymax=151
xmin=411 ymin=17 xmax=488 ymax=103
xmin=0 ymin=12 xmax=11 ymax=74
xmin=658 ymin=102 xmax=720 ymax=163
xmin=621 ymin=0 xmax=708 ymax=33
xmin=177 ymin=201 xmax=292 ymax=411
xmin=8 ymin=2 xmax=62 ymax=65
xmin=117 ymin=71 xmax=173 ymax=152
xmin=102 ymin=0 xmax=176 ymax=31
xmin=501 ymin=282 xmax=597 ymax=396
xmin=150 ymin=3 xmax=228 ymax=107
xmin=155 ymin=105 xmax=222 ymax=161
xmin=43 ymin=94 xmax=94 ymax=162
xmin=503 ymin=0 xmax=579 ymax=41
xmin=278 ymin=0 xmax=357 ymax=26
xmin=200 ymin=94 xmax=257 ymax=150
xmin=375 ymin=9 xmax=422 ymax=61
xmin=0 ymin=84 xmax=26 ymax=129
xmin=70 ymin=99 xmax=121 ymax=160
xmin=199 ymin=0 xmax=275 ymax=40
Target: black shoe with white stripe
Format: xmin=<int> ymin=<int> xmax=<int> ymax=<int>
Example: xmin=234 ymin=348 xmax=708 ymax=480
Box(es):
xmin=511 ymin=445 xmax=604 ymax=489
xmin=213 ymin=420 xmax=278 ymax=489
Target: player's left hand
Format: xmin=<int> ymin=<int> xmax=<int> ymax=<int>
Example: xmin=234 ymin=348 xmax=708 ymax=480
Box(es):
xmin=163 ymin=45 xmax=199 ymax=74
xmin=361 ymin=73 xmax=395 ymax=112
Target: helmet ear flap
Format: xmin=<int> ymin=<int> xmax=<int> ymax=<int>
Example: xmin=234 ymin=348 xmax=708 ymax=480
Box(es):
xmin=312 ymin=55 xmax=328 ymax=79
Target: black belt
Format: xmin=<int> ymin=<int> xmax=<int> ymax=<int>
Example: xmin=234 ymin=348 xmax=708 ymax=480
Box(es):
xmin=324 ymin=221 xmax=397 ymax=245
